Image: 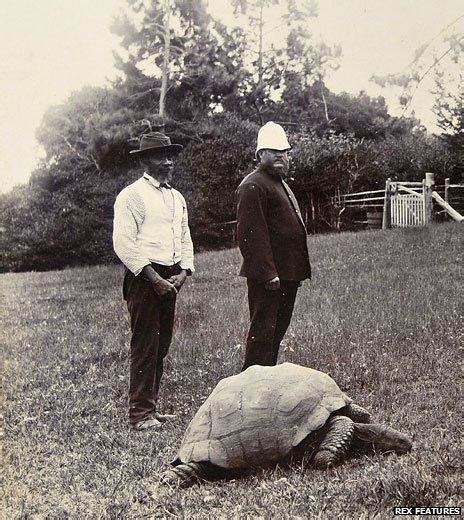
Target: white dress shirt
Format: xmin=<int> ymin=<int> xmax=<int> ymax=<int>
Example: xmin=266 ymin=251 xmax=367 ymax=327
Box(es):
xmin=113 ymin=173 xmax=195 ymax=275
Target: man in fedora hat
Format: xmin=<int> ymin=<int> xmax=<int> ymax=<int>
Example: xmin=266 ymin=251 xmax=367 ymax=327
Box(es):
xmin=113 ymin=131 xmax=194 ymax=430
xmin=236 ymin=122 xmax=311 ymax=370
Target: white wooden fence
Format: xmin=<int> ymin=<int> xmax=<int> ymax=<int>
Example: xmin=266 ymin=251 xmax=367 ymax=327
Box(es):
xmin=388 ymin=181 xmax=426 ymax=228
xmin=391 ymin=192 xmax=425 ymax=227
xmin=333 ymin=173 xmax=463 ymax=229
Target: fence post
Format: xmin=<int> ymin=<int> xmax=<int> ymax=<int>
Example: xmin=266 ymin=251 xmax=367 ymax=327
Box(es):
xmin=425 ymin=172 xmax=435 ymax=223
xmin=382 ymin=178 xmax=391 ymax=229
xmin=445 ymin=178 xmax=450 ymax=205
xmin=422 ymin=178 xmax=427 ymax=224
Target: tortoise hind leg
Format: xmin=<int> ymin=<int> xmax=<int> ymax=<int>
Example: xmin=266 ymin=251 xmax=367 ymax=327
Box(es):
xmin=160 ymin=462 xmax=214 ymax=488
xmin=341 ymin=403 xmax=371 ymax=423
xmin=313 ymin=415 xmax=354 ymax=469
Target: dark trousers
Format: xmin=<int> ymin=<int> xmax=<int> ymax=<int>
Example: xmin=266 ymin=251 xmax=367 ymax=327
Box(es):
xmin=123 ymin=263 xmax=180 ymax=425
xmin=242 ymin=279 xmax=299 ymax=371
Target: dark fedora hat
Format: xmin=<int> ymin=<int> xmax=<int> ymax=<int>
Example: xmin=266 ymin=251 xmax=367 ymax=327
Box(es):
xmin=129 ymin=132 xmax=183 ymax=157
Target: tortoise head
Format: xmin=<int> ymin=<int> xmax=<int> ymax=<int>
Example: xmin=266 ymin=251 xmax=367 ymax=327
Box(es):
xmin=353 ymin=423 xmax=413 ymax=455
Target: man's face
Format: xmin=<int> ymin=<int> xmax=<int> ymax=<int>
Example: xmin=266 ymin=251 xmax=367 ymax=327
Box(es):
xmin=259 ymin=149 xmax=290 ymax=176
xmin=142 ymin=153 xmax=174 ymax=183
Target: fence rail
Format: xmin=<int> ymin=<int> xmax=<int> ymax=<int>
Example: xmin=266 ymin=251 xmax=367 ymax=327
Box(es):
xmin=332 ymin=189 xmax=385 ymax=210
xmin=218 ymin=176 xmax=463 ymax=237
xmin=332 ymin=175 xmax=464 ymax=229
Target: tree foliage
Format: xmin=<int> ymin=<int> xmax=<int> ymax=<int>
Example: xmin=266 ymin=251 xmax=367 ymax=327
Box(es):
xmin=432 ymin=34 xmax=464 ymax=177
xmin=229 ymin=0 xmax=341 ymax=125
xmin=111 ymin=0 xmax=248 ymax=120
xmin=1 ymin=0 xmax=462 ymax=272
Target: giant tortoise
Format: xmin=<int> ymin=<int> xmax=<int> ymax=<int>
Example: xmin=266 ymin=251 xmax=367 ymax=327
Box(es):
xmin=160 ymin=363 xmax=412 ymax=487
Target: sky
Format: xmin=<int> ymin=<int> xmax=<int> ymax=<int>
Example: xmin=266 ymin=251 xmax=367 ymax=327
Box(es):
xmin=0 ymin=0 xmax=463 ymax=194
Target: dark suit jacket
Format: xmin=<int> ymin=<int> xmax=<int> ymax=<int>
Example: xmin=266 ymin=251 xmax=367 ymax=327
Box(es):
xmin=236 ymin=168 xmax=311 ymax=282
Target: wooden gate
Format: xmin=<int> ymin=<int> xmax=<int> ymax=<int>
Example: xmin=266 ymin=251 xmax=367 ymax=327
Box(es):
xmin=390 ymin=191 xmax=426 ymax=227
xmin=332 ymin=173 xmax=463 ymax=230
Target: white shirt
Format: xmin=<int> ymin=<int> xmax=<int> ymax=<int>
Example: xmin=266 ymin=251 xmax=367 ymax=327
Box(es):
xmin=113 ymin=173 xmax=195 ymax=276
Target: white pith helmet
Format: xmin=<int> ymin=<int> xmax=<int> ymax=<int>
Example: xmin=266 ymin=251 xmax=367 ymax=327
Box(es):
xmin=256 ymin=121 xmax=291 ymax=157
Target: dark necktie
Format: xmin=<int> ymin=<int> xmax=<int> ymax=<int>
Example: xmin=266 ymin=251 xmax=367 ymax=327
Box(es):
xmin=160 ymin=182 xmax=171 ymax=189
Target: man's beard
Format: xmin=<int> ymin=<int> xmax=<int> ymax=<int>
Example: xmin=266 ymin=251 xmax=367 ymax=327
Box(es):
xmin=258 ymin=161 xmax=288 ymax=178
xmin=151 ymin=167 xmax=173 ymax=183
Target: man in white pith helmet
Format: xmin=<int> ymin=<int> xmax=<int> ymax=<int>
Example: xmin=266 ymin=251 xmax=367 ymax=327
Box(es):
xmin=236 ymin=122 xmax=311 ymax=370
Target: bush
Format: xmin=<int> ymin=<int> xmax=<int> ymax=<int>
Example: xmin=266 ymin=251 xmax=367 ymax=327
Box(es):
xmin=175 ymin=113 xmax=258 ymax=247
xmin=1 ymin=110 xmax=461 ymax=272
xmin=288 ymin=130 xmax=461 ymax=232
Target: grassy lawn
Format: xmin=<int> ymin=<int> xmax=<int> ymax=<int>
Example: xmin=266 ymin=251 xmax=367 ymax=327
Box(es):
xmin=2 ymin=222 xmax=462 ymax=518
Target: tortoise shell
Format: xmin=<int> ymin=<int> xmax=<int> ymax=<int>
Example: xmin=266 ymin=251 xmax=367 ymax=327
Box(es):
xmin=177 ymin=363 xmax=351 ymax=469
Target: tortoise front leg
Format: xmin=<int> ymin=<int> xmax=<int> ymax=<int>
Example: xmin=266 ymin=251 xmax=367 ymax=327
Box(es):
xmin=313 ymin=415 xmax=355 ymax=469
xmin=160 ymin=462 xmax=214 ymax=488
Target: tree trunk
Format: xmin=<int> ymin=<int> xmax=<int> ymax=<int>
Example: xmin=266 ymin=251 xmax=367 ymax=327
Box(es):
xmin=257 ymin=3 xmax=264 ymax=87
xmin=251 ymin=3 xmax=265 ymax=126
xmin=159 ymin=0 xmax=171 ymax=117
xmin=320 ymin=80 xmax=329 ymax=122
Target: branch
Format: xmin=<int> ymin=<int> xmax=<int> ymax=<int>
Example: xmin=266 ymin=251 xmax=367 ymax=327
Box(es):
xmin=320 ymin=83 xmax=329 ymax=122
xmin=89 ymin=153 xmax=102 ymax=173
xmin=401 ymin=35 xmax=464 ymax=116
xmin=141 ymin=119 xmax=152 ymax=132
xmin=128 ymin=87 xmax=160 ymax=100
xmin=146 ymin=21 xmax=166 ymax=32
xmin=252 ymin=99 xmax=264 ymax=126
xmin=169 ymin=44 xmax=184 ymax=54
xmin=61 ymin=136 xmax=91 ymax=163
xmin=400 ymin=13 xmax=464 ymax=73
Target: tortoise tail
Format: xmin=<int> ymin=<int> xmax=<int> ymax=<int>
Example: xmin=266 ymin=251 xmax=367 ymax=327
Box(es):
xmin=313 ymin=415 xmax=354 ymax=469
xmin=160 ymin=462 xmax=208 ymax=488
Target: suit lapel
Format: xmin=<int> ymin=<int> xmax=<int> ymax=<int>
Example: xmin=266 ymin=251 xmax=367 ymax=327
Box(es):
xmin=281 ymin=179 xmax=307 ymax=229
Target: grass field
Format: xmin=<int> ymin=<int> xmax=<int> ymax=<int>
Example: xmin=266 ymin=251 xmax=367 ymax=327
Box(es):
xmin=2 ymin=222 xmax=462 ymax=518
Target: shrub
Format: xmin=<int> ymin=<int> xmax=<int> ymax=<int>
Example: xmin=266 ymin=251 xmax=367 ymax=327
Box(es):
xmin=1 ymin=111 xmax=460 ymax=272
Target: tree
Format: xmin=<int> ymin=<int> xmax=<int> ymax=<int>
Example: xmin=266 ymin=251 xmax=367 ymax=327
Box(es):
xmin=5 ymin=0 xmax=456 ymax=272
xmin=174 ymin=114 xmax=258 ymax=246
xmin=370 ymin=26 xmax=463 ymax=178
xmin=230 ymin=0 xmax=342 ymax=126
xmin=230 ymin=0 xmax=282 ymax=123
xmin=432 ymin=33 xmax=463 ymax=177
xmin=164 ymin=20 xmax=248 ymax=120
xmin=371 ymin=24 xmax=463 ymax=126
xmin=281 ymin=0 xmax=340 ymax=123
xmin=111 ymin=0 xmax=247 ymax=120
xmin=0 ymin=85 xmax=149 ymax=272
xmin=35 ymin=86 xmax=142 ymax=175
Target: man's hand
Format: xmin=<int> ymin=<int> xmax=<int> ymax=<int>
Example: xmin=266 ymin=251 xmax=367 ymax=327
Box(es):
xmin=141 ymin=265 xmax=177 ymax=299
xmin=167 ymin=270 xmax=188 ymax=291
xmin=264 ymin=276 xmax=280 ymax=290
xmin=152 ymin=278 xmax=178 ymax=298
